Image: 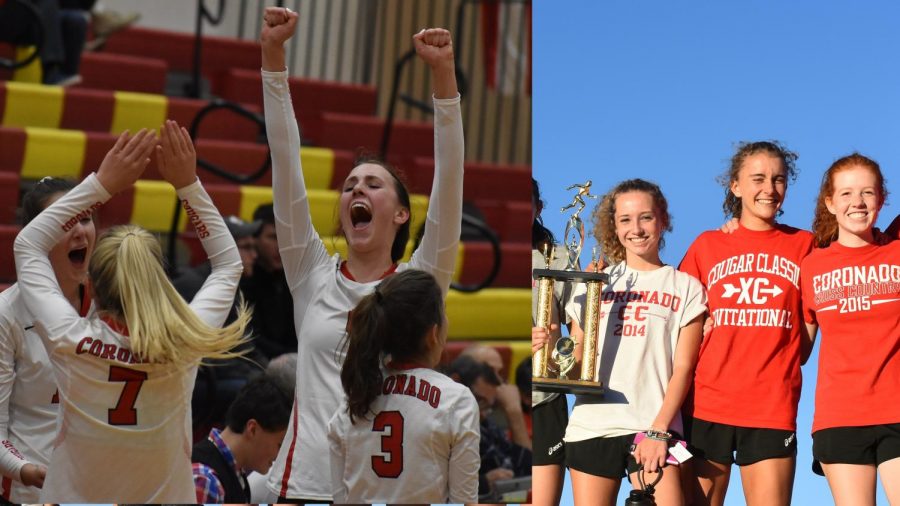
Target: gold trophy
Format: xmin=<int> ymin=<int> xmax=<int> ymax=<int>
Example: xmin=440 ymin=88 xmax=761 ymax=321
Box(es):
xmin=533 ymin=181 xmax=607 ymax=395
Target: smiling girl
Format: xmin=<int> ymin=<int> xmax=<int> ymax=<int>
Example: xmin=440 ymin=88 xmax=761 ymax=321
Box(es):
xmin=563 ymin=179 xmax=706 ymax=506
xmin=801 ymin=153 xmax=900 ymax=505
xmin=679 ymin=141 xmax=816 ymax=506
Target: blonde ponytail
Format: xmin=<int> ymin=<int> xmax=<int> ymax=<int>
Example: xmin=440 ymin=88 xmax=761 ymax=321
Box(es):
xmin=90 ymin=225 xmax=250 ymax=364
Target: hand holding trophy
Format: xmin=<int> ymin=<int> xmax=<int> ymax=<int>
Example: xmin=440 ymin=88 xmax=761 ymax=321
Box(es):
xmin=533 ymin=181 xmax=607 ymax=395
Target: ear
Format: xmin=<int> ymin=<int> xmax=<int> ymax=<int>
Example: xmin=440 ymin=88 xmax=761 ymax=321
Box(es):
xmin=244 ymin=418 xmax=259 ymax=438
xmin=824 ymin=196 xmax=837 ymax=215
xmin=427 ymin=323 xmax=441 ymax=349
xmin=730 ymin=179 xmax=741 ymax=198
xmin=394 ymin=206 xmax=410 ymax=226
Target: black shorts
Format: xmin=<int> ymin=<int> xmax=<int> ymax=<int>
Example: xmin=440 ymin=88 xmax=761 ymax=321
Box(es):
xmin=689 ymin=417 xmax=797 ymax=466
xmin=533 ymin=394 xmax=568 ymax=466
xmin=566 ymin=434 xmax=641 ymax=479
xmin=812 ymin=423 xmax=900 ymax=475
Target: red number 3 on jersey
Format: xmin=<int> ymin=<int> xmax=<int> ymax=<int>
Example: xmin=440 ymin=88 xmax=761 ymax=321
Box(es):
xmin=108 ymin=365 xmax=147 ymax=425
xmin=371 ymin=411 xmax=404 ymax=478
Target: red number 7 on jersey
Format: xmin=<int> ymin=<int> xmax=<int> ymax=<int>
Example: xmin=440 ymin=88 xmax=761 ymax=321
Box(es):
xmin=108 ymin=365 xmax=147 ymax=425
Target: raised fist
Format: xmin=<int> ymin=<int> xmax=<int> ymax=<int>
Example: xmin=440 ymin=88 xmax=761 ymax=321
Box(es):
xmin=413 ymin=28 xmax=454 ymax=69
xmin=261 ymin=6 xmax=299 ymax=47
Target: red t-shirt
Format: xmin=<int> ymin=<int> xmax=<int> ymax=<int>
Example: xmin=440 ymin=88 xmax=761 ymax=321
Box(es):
xmin=801 ymin=240 xmax=900 ymax=433
xmin=679 ymin=224 xmax=815 ymax=430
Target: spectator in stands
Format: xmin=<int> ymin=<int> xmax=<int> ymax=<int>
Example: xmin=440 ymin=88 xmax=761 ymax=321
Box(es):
xmin=83 ymin=1 xmax=140 ymax=50
xmin=460 ymin=344 xmax=531 ymax=451
xmin=247 ymin=352 xmax=297 ymax=504
xmin=449 ymin=355 xmax=532 ymax=498
xmin=516 ymin=356 xmax=532 ymax=438
xmin=192 ymin=376 xmax=292 ymax=503
xmin=29 ymin=0 xmax=88 ymax=86
xmin=460 ymin=343 xmax=504 ymax=379
xmin=173 ymin=214 xmax=267 ymax=437
xmin=241 ymin=203 xmax=297 ymax=359
xmin=264 ymin=351 xmax=297 ymax=396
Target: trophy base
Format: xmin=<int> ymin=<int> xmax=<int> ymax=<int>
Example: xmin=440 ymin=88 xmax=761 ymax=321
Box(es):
xmin=534 ymin=377 xmax=605 ymax=396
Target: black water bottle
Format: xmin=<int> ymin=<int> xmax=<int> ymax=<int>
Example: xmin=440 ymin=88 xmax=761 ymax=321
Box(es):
xmin=624 ymin=487 xmax=655 ymax=506
xmin=624 ymin=465 xmax=660 ymax=505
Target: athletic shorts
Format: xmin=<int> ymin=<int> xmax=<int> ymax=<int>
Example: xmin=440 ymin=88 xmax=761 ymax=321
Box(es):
xmin=812 ymin=423 xmax=900 ymax=475
xmin=566 ymin=434 xmax=641 ymax=478
xmin=689 ymin=417 xmax=796 ymax=466
xmin=533 ymin=394 xmax=569 ymax=465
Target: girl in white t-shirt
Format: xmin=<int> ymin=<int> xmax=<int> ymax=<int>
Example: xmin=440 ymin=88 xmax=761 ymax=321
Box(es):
xmin=13 ymin=122 xmax=250 ymax=503
xmin=564 ymin=179 xmax=706 ymax=506
xmin=327 ymin=269 xmax=479 ymax=504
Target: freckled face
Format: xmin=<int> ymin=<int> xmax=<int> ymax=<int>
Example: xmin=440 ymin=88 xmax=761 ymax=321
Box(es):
xmin=826 ymin=166 xmax=883 ymax=241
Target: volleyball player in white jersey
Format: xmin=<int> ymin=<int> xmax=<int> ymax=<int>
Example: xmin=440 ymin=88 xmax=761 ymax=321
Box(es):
xmin=0 ymin=179 xmax=94 ymax=503
xmin=259 ymin=7 xmax=464 ymax=502
xmin=13 ymin=121 xmax=251 ymax=503
xmin=327 ymin=269 xmax=479 ymax=503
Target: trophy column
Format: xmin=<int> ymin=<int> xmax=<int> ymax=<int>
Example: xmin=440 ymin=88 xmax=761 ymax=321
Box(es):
xmin=533 ymin=276 xmax=555 ymax=379
xmin=578 ymin=278 xmax=603 ymax=382
xmin=532 ymin=269 xmax=607 ymax=395
xmin=532 ymin=180 xmax=606 ymax=396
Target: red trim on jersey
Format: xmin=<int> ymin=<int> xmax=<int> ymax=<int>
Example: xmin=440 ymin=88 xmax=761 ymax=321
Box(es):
xmin=386 ymin=361 xmax=429 ymax=370
xmin=100 ymin=315 xmax=129 ymax=336
xmin=1 ymin=476 xmax=9 ymax=500
xmin=339 ymin=261 xmax=398 ymax=282
xmin=79 ymin=281 xmax=92 ymax=317
xmin=279 ymin=395 xmax=301 ymax=497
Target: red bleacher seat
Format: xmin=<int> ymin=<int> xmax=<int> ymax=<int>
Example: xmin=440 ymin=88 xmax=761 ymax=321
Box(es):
xmin=0 ymin=127 xmax=25 ymax=174
xmin=317 ymin=112 xmax=434 ymax=160
xmin=0 ymin=173 xmax=19 ymax=225
xmin=215 ymin=68 xmax=378 ymax=142
xmin=102 ymin=26 xmax=260 ymax=80
xmin=460 ymin=241 xmax=529 ymax=289
xmin=472 ymin=198 xmax=531 ymax=244
xmin=77 ymin=52 xmax=168 ymax=94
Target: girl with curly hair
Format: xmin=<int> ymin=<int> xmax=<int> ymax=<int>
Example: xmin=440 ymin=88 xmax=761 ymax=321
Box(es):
xmin=563 ymin=178 xmax=706 ymax=505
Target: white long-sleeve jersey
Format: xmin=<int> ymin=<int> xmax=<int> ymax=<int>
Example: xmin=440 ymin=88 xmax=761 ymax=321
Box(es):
xmin=0 ymin=283 xmax=90 ymax=503
xmin=261 ymin=69 xmax=464 ymax=500
xmin=13 ymin=174 xmax=242 ymax=503
xmin=327 ymin=365 xmax=480 ymax=504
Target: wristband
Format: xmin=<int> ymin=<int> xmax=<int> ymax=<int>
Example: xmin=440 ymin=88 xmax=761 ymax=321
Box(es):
xmin=646 ymin=429 xmax=672 ymax=441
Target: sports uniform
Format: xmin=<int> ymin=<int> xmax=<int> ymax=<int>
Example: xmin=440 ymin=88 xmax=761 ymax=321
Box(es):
xmin=532 ymin=245 xmax=573 ymax=466
xmin=13 ymin=174 xmax=241 ymax=503
xmin=802 ymin=240 xmax=900 ymax=466
xmin=327 ymin=363 xmax=479 ymax=503
xmin=679 ymin=224 xmax=814 ymax=463
xmin=563 ymin=262 xmax=706 ymax=477
xmin=261 ymin=69 xmax=463 ymax=500
xmin=0 ymin=283 xmax=90 ymax=503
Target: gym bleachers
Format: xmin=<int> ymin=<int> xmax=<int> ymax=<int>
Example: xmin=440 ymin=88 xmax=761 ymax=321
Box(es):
xmin=0 ymin=24 xmax=530 ymax=351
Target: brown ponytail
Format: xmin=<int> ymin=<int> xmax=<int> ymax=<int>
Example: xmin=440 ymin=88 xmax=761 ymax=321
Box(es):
xmin=340 ymin=269 xmax=443 ymax=423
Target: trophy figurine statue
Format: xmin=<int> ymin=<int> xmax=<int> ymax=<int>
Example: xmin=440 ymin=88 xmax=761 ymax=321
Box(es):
xmin=533 ymin=181 xmax=607 ymax=395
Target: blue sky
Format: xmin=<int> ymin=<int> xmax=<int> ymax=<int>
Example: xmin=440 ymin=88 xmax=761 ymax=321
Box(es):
xmin=533 ymin=1 xmax=899 ymax=504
